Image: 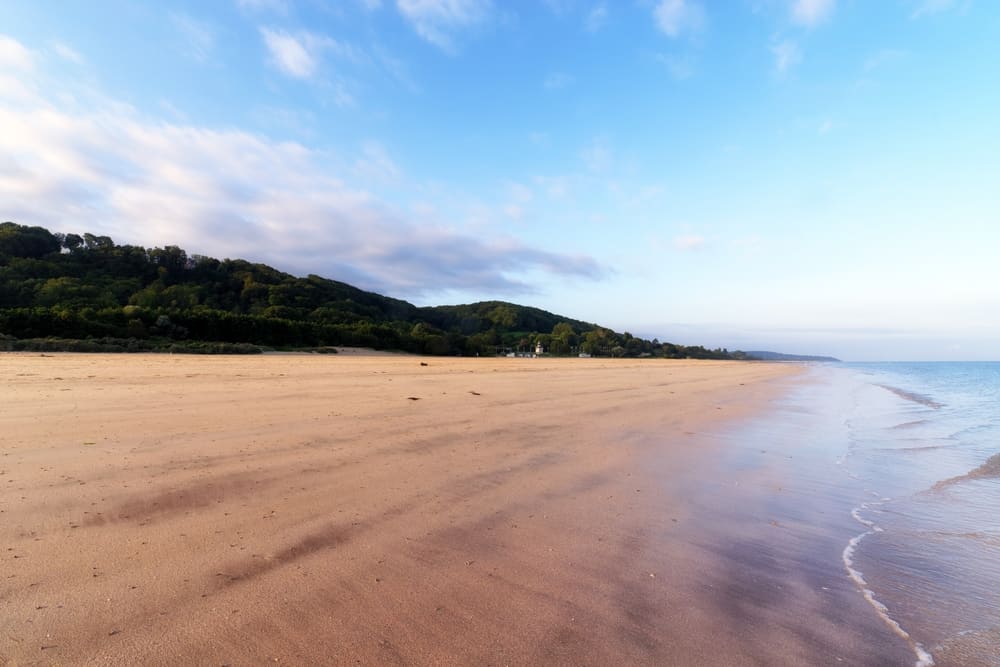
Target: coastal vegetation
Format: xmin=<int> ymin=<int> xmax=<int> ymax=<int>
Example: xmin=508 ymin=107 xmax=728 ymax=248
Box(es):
xmin=0 ymin=222 xmax=747 ymax=358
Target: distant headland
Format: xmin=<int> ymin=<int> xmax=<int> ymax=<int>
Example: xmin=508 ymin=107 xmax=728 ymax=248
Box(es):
xmin=744 ymin=351 xmax=841 ymax=362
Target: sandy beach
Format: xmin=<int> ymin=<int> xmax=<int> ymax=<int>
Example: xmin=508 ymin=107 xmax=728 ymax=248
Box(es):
xmin=1 ymin=354 xmax=913 ymax=665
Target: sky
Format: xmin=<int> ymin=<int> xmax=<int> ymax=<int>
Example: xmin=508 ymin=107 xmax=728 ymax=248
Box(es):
xmin=0 ymin=0 xmax=997 ymax=361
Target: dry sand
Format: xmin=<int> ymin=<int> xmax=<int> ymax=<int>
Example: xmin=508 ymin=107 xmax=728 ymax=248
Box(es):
xmin=1 ymin=354 xmax=911 ymax=665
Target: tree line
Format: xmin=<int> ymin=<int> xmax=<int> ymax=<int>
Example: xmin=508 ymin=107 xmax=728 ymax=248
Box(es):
xmin=0 ymin=222 xmax=748 ymax=359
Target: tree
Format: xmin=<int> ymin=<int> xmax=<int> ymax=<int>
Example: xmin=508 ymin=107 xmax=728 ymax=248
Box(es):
xmin=487 ymin=304 xmax=518 ymax=329
xmin=551 ymin=321 xmax=577 ymax=354
xmin=582 ymin=328 xmax=609 ymax=355
xmin=0 ymin=223 xmax=61 ymax=260
xmin=62 ymin=233 xmax=84 ymax=253
xmin=82 ymin=233 xmax=114 ymax=251
xmin=148 ymin=246 xmax=188 ymax=282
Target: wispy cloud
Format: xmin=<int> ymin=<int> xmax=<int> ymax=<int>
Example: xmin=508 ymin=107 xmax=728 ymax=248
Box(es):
xmin=770 ymin=39 xmax=801 ymax=74
xmin=258 ymin=27 xmax=364 ymax=82
xmin=580 ymin=137 xmax=613 ymax=172
xmin=159 ymin=99 xmax=189 ymax=122
xmin=362 ymin=43 xmax=417 ymax=93
xmin=542 ymin=0 xmax=573 ymax=16
xmin=910 ymin=0 xmax=964 ymax=19
xmin=508 ymin=182 xmax=533 ymax=203
xmin=236 ymin=0 xmax=290 ymax=14
xmin=261 ymin=28 xmax=323 ymax=78
xmin=790 ymin=0 xmax=835 ymax=27
xmin=171 ymin=13 xmax=215 ymax=62
xmin=534 ymin=174 xmax=572 ymax=199
xmin=396 ymin=0 xmax=492 ymax=52
xmin=257 ymin=28 xmax=369 ymax=106
xmin=0 ymin=36 xmax=604 ymax=298
xmin=353 ymin=141 xmax=401 ymax=182
xmin=503 ymin=181 xmax=533 ymax=220
xmin=653 ymin=0 xmax=706 ymax=38
xmin=586 ymin=4 xmax=608 ymax=32
xmin=50 ymin=41 xmax=83 ymax=64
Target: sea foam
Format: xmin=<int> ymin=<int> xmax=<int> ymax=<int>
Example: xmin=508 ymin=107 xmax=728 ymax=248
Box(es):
xmin=843 ymin=502 xmax=934 ymax=667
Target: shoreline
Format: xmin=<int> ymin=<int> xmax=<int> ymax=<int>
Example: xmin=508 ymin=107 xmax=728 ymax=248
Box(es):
xmin=821 ymin=362 xmax=1000 ymax=666
xmin=1 ymin=355 xmax=910 ymax=664
xmin=658 ymin=364 xmax=918 ymax=665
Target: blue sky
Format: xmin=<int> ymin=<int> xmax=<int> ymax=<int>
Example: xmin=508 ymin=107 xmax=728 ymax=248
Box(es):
xmin=1 ymin=0 xmax=997 ymax=360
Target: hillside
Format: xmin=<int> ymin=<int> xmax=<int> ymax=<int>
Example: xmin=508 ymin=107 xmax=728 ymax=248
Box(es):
xmin=0 ymin=222 xmax=742 ymax=358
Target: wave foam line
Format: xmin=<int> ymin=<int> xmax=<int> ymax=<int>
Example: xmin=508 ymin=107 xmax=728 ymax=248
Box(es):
xmin=843 ymin=503 xmax=935 ymax=667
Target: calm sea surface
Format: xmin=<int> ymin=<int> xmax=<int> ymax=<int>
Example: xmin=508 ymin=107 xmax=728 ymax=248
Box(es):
xmin=836 ymin=362 xmax=1000 ymax=665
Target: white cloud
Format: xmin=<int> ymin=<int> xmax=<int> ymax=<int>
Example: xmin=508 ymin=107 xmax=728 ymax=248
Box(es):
xmin=258 ymin=27 xmax=359 ymax=82
xmin=791 ymin=0 xmax=835 ymax=27
xmin=261 ymin=28 xmax=319 ymax=78
xmin=396 ymin=0 xmax=491 ymax=52
xmin=258 ymin=29 xmax=364 ymax=102
xmin=0 ymin=42 xmax=603 ymax=298
xmin=0 ymin=36 xmax=39 ymax=104
xmin=770 ymin=39 xmax=801 ymax=74
xmin=586 ymin=4 xmax=608 ymax=32
xmin=0 ymin=35 xmax=35 ymax=71
xmin=653 ymin=0 xmax=705 ymax=38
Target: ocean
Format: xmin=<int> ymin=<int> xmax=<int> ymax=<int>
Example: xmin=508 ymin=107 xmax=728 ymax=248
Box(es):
xmin=836 ymin=362 xmax=1000 ymax=665
xmin=699 ymin=361 xmax=1000 ymax=665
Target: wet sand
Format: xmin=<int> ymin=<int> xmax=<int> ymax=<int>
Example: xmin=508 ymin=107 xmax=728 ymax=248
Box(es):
xmin=1 ymin=354 xmax=912 ymax=665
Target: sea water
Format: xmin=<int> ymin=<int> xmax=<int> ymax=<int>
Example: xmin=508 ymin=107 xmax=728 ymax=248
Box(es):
xmin=696 ymin=362 xmax=999 ymax=664
xmin=836 ymin=362 xmax=1000 ymax=665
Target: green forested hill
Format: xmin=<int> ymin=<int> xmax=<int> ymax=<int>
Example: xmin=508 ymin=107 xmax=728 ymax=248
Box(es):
xmin=0 ymin=222 xmax=743 ymax=358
